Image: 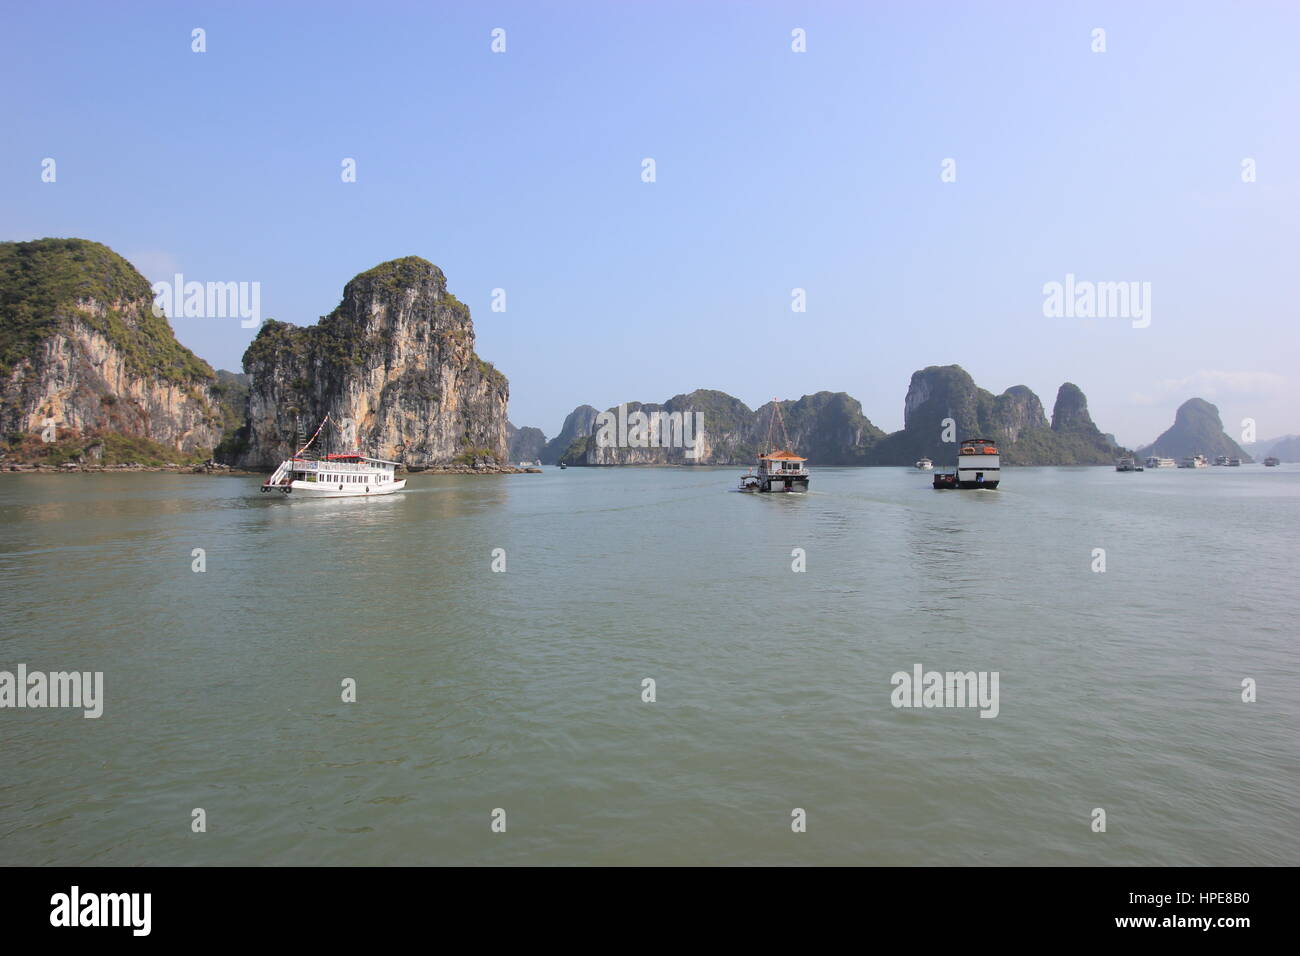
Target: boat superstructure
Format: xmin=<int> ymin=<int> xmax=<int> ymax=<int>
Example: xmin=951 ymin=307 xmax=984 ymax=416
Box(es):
xmin=933 ymin=438 xmax=1000 ymax=489
xmin=1144 ymin=456 xmax=1177 ymax=468
xmin=1115 ymin=457 xmax=1144 ymax=472
xmin=261 ymin=416 xmax=406 ymax=498
xmin=915 ymin=457 xmax=934 ymax=470
xmin=739 ymin=399 xmax=809 ymax=493
xmin=1264 ymin=456 xmax=1280 ymax=467
xmin=1179 ymin=454 xmax=1209 ymax=469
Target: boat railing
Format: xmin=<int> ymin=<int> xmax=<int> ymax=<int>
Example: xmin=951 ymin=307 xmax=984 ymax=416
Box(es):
xmin=291 ymin=459 xmax=386 ymax=473
xmin=264 ymin=460 xmax=292 ymax=486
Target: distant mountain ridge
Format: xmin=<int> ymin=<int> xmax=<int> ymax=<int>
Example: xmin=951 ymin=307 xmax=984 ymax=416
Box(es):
xmin=1244 ymin=434 xmax=1300 ymax=462
xmin=1262 ymin=436 xmax=1300 ymax=462
xmin=554 ymin=366 xmax=1127 ymax=467
xmin=865 ymin=367 xmax=1125 ymax=466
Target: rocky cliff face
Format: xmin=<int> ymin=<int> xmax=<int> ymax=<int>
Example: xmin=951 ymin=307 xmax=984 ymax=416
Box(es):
xmin=561 ymin=371 xmax=1127 ymax=467
xmin=1002 ymin=381 xmax=1121 ymax=465
xmin=992 ymin=385 xmax=1049 ymax=442
xmin=868 ymin=365 xmax=994 ymax=464
xmin=1138 ymin=398 xmax=1251 ymax=462
xmin=232 ymin=257 xmax=509 ymax=469
xmin=0 ymin=238 xmax=223 ymax=455
xmin=506 ymin=422 xmax=547 ymax=463
xmin=543 ymin=404 xmax=598 ymax=464
xmin=865 ymin=365 xmax=1123 ymax=465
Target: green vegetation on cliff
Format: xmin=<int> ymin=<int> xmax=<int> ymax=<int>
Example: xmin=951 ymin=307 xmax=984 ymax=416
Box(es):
xmin=0 ymin=238 xmax=213 ymax=384
xmin=558 ymin=436 xmax=589 ymax=465
xmin=210 ymin=370 xmax=250 ymax=460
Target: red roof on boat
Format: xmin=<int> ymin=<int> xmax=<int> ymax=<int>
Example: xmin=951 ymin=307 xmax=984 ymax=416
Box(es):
xmin=325 ymin=453 xmax=364 ymax=460
xmin=760 ymin=449 xmax=806 ymax=460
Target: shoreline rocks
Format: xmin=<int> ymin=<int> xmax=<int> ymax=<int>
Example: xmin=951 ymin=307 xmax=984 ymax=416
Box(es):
xmin=2 ymin=459 xmax=540 ymax=476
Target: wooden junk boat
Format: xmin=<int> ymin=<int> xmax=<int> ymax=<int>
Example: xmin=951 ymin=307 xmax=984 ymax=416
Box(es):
xmin=739 ymin=400 xmax=809 ymax=493
xmin=933 ymin=438 xmax=1000 ymax=490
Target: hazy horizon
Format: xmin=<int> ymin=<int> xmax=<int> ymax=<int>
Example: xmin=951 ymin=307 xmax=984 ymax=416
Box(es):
xmin=3 ymin=0 xmax=1297 ymax=447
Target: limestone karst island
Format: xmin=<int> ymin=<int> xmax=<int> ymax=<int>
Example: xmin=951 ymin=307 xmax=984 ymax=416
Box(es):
xmin=0 ymin=238 xmax=1256 ymax=475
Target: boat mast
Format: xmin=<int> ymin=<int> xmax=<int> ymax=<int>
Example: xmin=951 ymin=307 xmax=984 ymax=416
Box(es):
xmin=766 ymin=398 xmax=793 ymax=453
xmin=294 ymin=415 xmax=332 ymax=459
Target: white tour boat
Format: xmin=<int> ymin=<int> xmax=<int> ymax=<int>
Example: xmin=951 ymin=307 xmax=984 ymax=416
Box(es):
xmin=933 ymin=438 xmax=1000 ymax=489
xmin=261 ymin=415 xmax=406 ymax=498
xmin=915 ymin=457 xmax=934 ymax=470
xmin=262 ymin=453 xmax=405 ymax=498
xmin=1178 ymin=454 xmax=1209 ymax=469
xmin=1144 ymin=456 xmax=1177 ymax=468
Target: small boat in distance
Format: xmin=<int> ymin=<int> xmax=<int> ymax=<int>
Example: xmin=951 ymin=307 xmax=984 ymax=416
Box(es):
xmin=1264 ymin=456 xmax=1280 ymax=467
xmin=559 ymin=462 xmax=568 ymax=470
xmin=1179 ymin=454 xmax=1209 ymax=469
xmin=1116 ymin=457 xmax=1144 ymax=472
xmin=1145 ymin=456 xmax=1177 ymax=468
xmin=915 ymin=457 xmax=934 ymax=470
xmin=933 ymin=438 xmax=1000 ymax=489
xmin=1228 ymin=458 xmax=1242 ymax=467
xmin=261 ymin=415 xmax=406 ymax=498
xmin=1213 ymin=455 xmax=1230 ymax=466
xmin=739 ymin=399 xmax=809 ymax=493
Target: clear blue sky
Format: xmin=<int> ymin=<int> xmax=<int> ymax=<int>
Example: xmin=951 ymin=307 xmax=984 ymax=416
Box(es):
xmin=3 ymin=0 xmax=1297 ymax=445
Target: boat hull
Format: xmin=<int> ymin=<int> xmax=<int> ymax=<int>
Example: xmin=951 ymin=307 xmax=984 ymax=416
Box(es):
xmin=765 ymin=478 xmax=808 ymax=492
xmin=740 ymin=477 xmax=809 ymax=493
xmin=933 ymin=474 xmax=998 ymax=489
xmin=261 ymin=479 xmax=407 ymax=498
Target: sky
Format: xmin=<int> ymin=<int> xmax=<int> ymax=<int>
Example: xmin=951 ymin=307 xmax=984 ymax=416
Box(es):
xmin=2 ymin=0 xmax=1298 ymax=446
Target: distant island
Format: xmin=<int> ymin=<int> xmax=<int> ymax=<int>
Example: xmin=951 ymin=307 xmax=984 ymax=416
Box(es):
xmin=1136 ymin=397 xmax=1252 ymax=463
xmin=515 ymin=370 xmax=1145 ymax=467
xmin=0 ymin=237 xmax=1264 ymax=473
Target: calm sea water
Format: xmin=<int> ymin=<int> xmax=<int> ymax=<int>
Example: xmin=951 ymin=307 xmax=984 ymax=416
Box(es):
xmin=0 ymin=465 xmax=1296 ymax=866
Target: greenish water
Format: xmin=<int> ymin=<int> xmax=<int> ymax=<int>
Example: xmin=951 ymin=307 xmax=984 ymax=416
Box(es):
xmin=0 ymin=465 xmax=1296 ymax=866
